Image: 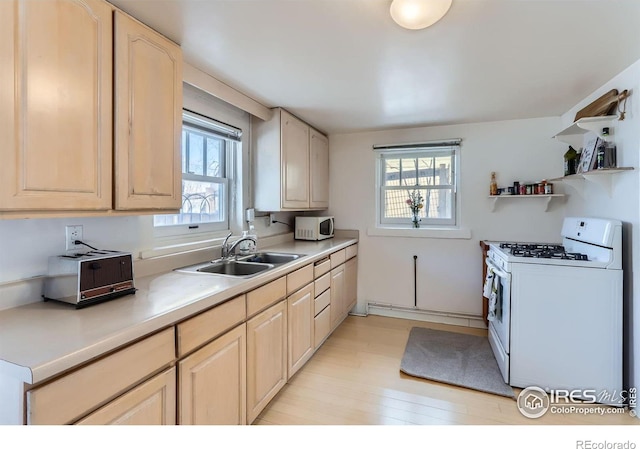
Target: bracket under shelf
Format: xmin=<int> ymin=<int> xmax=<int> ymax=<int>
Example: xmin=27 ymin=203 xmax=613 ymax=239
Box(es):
xmin=488 ymin=194 xmax=565 ymax=212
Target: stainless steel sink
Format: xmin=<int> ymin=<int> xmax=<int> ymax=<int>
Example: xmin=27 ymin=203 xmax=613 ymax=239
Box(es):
xmin=175 ymin=252 xmax=304 ymax=277
xmin=176 ymin=260 xmax=273 ymax=277
xmin=238 ymin=252 xmax=303 ymax=265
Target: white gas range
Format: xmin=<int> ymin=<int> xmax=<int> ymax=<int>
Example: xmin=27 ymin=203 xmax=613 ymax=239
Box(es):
xmin=485 ymin=216 xmax=623 ymax=405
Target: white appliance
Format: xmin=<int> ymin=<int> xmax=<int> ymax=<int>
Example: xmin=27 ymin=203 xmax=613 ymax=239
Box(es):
xmin=486 ymin=217 xmax=623 ymax=405
xmin=295 ymin=216 xmax=334 ymax=241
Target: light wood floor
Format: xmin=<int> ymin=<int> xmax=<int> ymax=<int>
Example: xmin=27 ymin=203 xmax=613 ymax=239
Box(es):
xmin=255 ymin=315 xmax=638 ymax=425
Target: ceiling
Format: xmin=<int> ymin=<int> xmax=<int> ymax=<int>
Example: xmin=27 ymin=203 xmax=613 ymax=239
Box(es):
xmin=109 ymin=0 xmax=640 ymax=134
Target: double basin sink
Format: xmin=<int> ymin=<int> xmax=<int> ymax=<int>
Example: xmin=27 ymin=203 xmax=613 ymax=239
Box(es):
xmin=175 ymin=252 xmax=304 ymax=278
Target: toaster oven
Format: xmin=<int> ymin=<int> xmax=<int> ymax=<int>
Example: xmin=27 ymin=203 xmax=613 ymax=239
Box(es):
xmin=43 ymin=250 xmax=136 ymax=308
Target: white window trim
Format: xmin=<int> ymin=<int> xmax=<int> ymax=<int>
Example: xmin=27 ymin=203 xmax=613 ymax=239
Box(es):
xmin=374 ymin=142 xmax=462 ymax=230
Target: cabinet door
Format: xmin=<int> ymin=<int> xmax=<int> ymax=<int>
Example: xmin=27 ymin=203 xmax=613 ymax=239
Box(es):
xmin=0 ymin=0 xmax=113 ymax=211
xmin=309 ymin=128 xmax=329 ymax=209
xmin=344 ymin=257 xmax=358 ymax=315
xmin=246 ymin=300 xmax=287 ymax=424
xmin=179 ymin=324 xmax=246 ymax=425
xmin=280 ymin=110 xmax=309 ymax=209
xmin=76 ymin=368 xmax=176 ymax=425
xmin=330 ymin=265 xmax=345 ymax=330
xmin=287 ymin=283 xmax=314 ymax=379
xmin=114 ymin=11 xmax=182 ymax=210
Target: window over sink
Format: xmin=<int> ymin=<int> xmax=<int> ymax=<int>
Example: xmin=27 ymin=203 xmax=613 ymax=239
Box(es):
xmin=374 ymin=140 xmax=460 ymax=228
xmin=153 ymin=110 xmax=241 ymax=236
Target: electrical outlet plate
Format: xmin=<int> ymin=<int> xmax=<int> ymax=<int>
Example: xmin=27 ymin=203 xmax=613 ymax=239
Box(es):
xmin=269 ymin=213 xmax=276 ymax=226
xmin=65 ymin=225 xmax=83 ymax=251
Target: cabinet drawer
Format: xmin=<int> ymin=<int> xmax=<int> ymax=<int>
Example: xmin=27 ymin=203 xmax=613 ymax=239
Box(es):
xmin=177 ymin=295 xmax=246 ymax=356
xmin=286 ymin=264 xmax=313 ymax=295
xmin=246 ymin=276 xmax=287 ymax=318
xmin=313 ymin=257 xmax=331 ymax=278
xmin=27 ymin=327 xmax=175 ymax=425
xmin=314 ymin=289 xmax=330 ymax=316
xmin=314 ymin=272 xmax=330 ymax=297
xmin=330 ymin=249 xmax=346 ymax=268
xmin=346 ymin=244 xmax=358 ymax=260
xmin=76 ymin=368 xmax=176 ymax=425
xmin=314 ymin=305 xmax=331 ymax=349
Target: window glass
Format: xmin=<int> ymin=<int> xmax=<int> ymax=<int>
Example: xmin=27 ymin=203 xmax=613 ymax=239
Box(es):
xmin=378 ymin=147 xmax=458 ymax=227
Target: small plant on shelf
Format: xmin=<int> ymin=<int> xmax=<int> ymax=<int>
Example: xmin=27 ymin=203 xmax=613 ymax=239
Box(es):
xmin=406 ymin=189 xmax=424 ymax=228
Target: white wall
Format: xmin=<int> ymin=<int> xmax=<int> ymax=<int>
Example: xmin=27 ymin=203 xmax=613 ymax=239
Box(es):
xmin=329 ymin=117 xmax=566 ymax=317
xmin=560 ymin=59 xmax=640 ymax=395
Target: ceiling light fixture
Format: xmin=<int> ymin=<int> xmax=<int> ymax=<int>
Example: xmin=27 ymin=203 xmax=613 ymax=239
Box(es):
xmin=390 ymin=0 xmax=453 ymax=30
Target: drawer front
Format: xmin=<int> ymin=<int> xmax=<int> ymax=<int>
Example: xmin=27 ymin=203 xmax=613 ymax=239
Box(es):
xmin=346 ymin=244 xmax=358 ymax=260
xmin=246 ymin=276 xmax=287 ymax=318
xmin=314 ymin=289 xmax=330 ymax=316
xmin=330 ymin=249 xmax=346 ymax=269
xmin=177 ymin=295 xmax=246 ymax=356
xmin=313 ymin=257 xmax=331 ymax=278
xmin=314 ymin=272 xmax=330 ymax=297
xmin=286 ymin=264 xmax=313 ymax=295
xmin=314 ymin=305 xmax=331 ymax=349
xmin=27 ymin=327 xmax=175 ymax=425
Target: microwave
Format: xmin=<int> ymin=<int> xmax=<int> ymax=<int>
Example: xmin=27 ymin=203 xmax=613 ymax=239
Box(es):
xmin=295 ymin=216 xmax=334 ymax=241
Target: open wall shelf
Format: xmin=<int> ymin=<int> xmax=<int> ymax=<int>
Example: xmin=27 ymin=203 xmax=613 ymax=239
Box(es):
xmin=553 ymin=115 xmax=618 ymax=148
xmin=488 ymin=194 xmax=565 ymax=212
xmin=549 ymin=167 xmax=634 ymax=197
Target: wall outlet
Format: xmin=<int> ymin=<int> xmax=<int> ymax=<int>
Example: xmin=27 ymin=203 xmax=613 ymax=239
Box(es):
xmin=65 ymin=225 xmax=83 ymax=251
xmin=269 ymin=213 xmax=276 ymax=226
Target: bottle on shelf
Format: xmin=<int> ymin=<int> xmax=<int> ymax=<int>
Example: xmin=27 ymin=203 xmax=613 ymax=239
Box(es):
xmin=490 ymin=172 xmax=498 ymax=196
xmin=564 ymin=146 xmax=578 ymax=176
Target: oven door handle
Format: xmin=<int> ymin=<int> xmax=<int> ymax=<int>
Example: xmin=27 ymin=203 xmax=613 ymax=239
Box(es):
xmin=485 ymin=258 xmax=509 ymax=278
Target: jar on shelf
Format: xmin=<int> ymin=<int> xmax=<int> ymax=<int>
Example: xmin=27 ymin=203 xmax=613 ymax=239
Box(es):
xmin=544 ymin=182 xmax=553 ymax=194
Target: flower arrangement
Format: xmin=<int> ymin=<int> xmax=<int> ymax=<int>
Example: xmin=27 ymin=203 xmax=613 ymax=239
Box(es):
xmin=406 ymin=189 xmax=424 ymax=228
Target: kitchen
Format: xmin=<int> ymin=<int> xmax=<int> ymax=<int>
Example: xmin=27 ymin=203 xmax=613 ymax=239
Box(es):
xmin=1 ymin=0 xmax=640 ymax=444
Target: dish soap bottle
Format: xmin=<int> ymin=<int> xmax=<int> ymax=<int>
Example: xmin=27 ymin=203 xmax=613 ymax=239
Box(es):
xmin=490 ymin=172 xmax=498 ymax=196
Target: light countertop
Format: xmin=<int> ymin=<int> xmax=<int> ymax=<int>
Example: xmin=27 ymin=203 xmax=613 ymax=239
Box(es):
xmin=0 ymin=237 xmax=357 ymax=385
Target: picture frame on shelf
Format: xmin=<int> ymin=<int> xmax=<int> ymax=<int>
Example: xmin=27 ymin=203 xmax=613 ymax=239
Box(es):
xmin=577 ymin=135 xmax=600 ymax=174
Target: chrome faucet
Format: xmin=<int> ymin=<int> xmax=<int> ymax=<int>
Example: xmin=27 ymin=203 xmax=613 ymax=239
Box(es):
xmin=220 ymin=231 xmax=257 ymax=259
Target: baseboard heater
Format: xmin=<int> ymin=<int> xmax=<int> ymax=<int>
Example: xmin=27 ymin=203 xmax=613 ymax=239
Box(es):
xmin=366 ymin=302 xmax=485 ymax=327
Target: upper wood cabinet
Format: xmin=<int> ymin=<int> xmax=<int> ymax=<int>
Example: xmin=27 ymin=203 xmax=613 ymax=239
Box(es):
xmin=0 ymin=0 xmax=113 ymax=211
xmin=252 ymin=108 xmax=329 ymax=211
xmin=309 ymin=128 xmax=329 ymax=209
xmin=113 ymin=11 xmax=182 ymax=210
xmin=0 ymin=0 xmax=182 ymax=215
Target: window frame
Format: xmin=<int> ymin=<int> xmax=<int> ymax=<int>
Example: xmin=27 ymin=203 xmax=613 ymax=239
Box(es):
xmin=153 ymin=110 xmax=241 ymax=238
xmin=375 ymin=143 xmax=460 ymax=229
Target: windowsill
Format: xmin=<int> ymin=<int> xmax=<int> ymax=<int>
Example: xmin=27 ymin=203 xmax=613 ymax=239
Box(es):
xmin=367 ymin=226 xmax=472 ymax=239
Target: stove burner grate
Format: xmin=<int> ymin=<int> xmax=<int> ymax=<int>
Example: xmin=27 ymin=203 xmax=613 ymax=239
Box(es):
xmin=499 ymin=242 xmax=589 ymax=261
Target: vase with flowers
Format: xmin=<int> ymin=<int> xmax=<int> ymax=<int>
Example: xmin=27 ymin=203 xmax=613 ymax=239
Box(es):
xmin=406 ymin=189 xmax=424 ymax=228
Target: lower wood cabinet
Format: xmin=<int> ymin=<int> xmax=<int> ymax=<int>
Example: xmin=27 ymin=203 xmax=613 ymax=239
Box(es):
xmin=287 ymin=283 xmax=314 ymax=379
xmin=27 ymin=327 xmax=175 ymax=425
xmin=246 ymin=299 xmax=287 ymax=424
xmin=330 ymin=265 xmax=345 ymax=331
xmin=178 ymin=323 xmax=247 ymax=425
xmin=76 ymin=368 xmax=176 ymax=425
xmin=344 ymin=256 xmax=358 ymax=315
